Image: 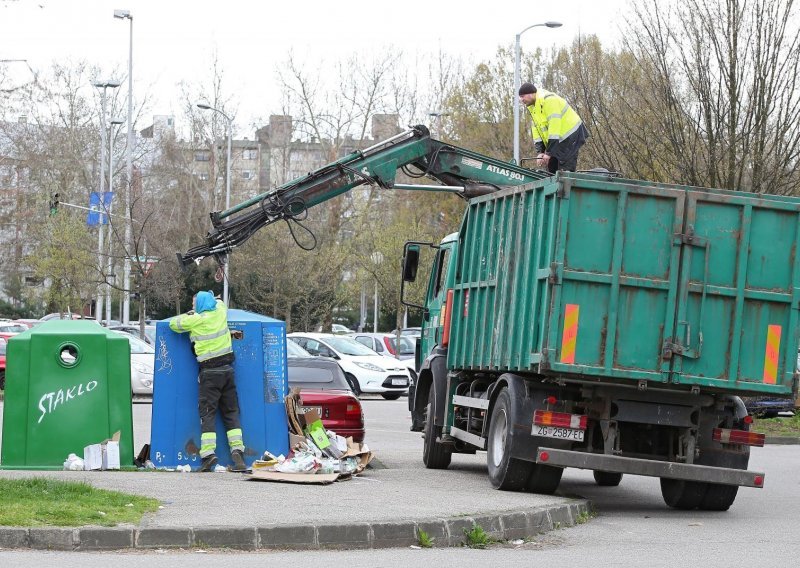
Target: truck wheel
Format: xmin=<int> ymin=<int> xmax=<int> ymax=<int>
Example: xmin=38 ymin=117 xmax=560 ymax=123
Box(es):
xmin=487 ymin=388 xmax=532 ymax=491
xmin=526 ymin=463 xmax=563 ymax=494
xmin=697 ymin=448 xmax=748 ymax=511
xmin=422 ymin=384 xmax=451 ymax=469
xmin=660 ymin=479 xmax=708 ymax=510
xmin=344 ymin=373 xmax=362 ymax=397
xmin=593 ymin=471 xmax=623 ymax=487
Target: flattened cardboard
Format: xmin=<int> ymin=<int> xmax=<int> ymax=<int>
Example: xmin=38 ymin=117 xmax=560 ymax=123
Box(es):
xmin=246 ymin=470 xmax=339 ymax=485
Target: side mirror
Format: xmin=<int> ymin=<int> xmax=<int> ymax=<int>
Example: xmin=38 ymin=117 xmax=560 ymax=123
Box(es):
xmin=402 ymin=245 xmax=420 ymax=283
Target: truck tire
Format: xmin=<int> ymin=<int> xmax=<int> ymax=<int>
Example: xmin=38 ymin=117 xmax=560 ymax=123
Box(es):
xmin=660 ymin=479 xmax=708 ymax=510
xmin=526 ymin=463 xmax=563 ymax=494
xmin=698 ymin=448 xmax=748 ymax=511
xmin=487 ymin=388 xmax=532 ymax=491
xmin=593 ymin=470 xmax=623 ymax=487
xmin=422 ymin=384 xmax=451 ymax=469
xmin=344 ymin=373 xmax=362 ymax=397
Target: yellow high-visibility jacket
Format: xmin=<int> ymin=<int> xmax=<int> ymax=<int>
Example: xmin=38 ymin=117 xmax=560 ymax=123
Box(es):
xmin=527 ymin=89 xmax=584 ymax=156
xmin=169 ymin=300 xmax=232 ymax=363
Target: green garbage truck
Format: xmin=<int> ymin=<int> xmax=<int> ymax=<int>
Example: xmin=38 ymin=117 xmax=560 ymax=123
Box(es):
xmin=180 ymin=125 xmax=795 ymax=510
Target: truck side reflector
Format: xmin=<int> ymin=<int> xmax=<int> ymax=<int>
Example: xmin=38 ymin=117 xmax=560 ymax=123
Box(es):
xmin=743 ymin=415 xmax=753 ymax=425
xmin=539 ymin=451 xmax=550 ymax=462
xmin=560 ymin=304 xmax=580 ymax=364
xmin=534 ymin=409 xmax=587 ymax=430
xmin=754 ymin=475 xmax=764 ymax=487
xmin=712 ymin=428 xmax=765 ymax=447
xmin=762 ymin=324 xmax=781 ymax=384
xmin=441 ymin=289 xmax=454 ymax=347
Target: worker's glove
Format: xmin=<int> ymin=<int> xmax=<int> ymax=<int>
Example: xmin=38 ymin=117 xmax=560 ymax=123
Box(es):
xmin=537 ymin=153 xmax=551 ymax=168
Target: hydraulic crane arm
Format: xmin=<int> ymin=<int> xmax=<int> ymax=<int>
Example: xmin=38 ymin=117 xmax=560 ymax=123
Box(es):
xmin=178 ymin=124 xmax=549 ymax=267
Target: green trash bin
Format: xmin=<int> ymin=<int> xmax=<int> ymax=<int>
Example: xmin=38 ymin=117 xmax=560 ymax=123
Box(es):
xmin=1 ymin=321 xmax=134 ymax=470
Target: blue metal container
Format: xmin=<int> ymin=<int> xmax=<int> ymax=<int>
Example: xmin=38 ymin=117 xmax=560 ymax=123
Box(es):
xmin=150 ymin=310 xmax=288 ymax=469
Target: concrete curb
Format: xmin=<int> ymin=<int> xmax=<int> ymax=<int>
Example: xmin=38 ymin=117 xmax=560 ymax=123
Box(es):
xmin=0 ymin=500 xmax=591 ymax=552
xmin=765 ymin=436 xmax=800 ymax=445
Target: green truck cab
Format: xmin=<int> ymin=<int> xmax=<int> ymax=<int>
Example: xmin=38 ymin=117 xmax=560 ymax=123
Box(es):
xmin=404 ymin=171 xmax=797 ymax=510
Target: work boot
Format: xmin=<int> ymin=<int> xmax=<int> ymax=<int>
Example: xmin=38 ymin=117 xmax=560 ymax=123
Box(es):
xmin=230 ymin=450 xmax=247 ymax=472
xmin=198 ymin=454 xmax=218 ymax=472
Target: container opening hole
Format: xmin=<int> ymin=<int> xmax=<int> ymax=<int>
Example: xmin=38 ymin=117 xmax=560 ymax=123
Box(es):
xmin=59 ymin=344 xmax=79 ymax=366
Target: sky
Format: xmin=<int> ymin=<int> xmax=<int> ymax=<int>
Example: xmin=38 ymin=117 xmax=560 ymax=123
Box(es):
xmin=0 ymin=0 xmax=629 ymax=133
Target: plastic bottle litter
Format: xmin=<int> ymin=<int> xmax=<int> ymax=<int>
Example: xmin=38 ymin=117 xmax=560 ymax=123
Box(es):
xmin=63 ymin=453 xmax=85 ymax=471
xmin=176 ymin=464 xmax=191 ymax=473
xmin=213 ymin=464 xmax=227 ymax=473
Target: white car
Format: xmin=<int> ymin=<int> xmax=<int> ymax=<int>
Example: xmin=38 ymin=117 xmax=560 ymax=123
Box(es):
xmin=111 ymin=331 xmax=155 ymax=396
xmin=349 ymin=332 xmax=417 ymax=378
xmin=288 ymin=333 xmax=410 ymax=399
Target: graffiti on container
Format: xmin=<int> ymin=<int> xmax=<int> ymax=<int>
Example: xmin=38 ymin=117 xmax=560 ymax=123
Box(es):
xmin=37 ymin=380 xmax=98 ymax=424
xmin=157 ymin=338 xmax=173 ymax=374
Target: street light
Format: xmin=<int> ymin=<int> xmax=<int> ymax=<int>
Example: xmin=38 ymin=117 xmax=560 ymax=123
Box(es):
xmin=370 ymin=252 xmax=384 ymax=332
xmin=114 ymin=7 xmax=134 ymax=324
xmin=92 ymin=81 xmax=121 ymax=322
xmin=197 ymin=103 xmax=233 ymax=306
xmin=106 ymin=118 xmax=124 ymax=325
xmin=513 ymin=21 xmax=562 ymax=165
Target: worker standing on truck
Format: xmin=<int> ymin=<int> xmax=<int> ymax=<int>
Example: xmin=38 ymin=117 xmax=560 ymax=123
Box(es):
xmin=169 ymin=290 xmax=247 ymax=473
xmin=519 ymin=82 xmax=589 ymax=173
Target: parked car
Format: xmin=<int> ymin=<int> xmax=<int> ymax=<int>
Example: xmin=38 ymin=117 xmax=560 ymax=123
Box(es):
xmin=315 ymin=323 xmax=353 ymax=335
xmin=742 ymin=396 xmax=796 ymax=418
xmin=0 ymin=338 xmax=6 ymax=390
xmin=39 ymin=313 xmax=84 ymax=321
xmin=0 ymin=322 xmax=27 ymax=340
xmin=11 ymin=319 xmax=42 ymax=329
xmin=391 ymin=327 xmax=421 ymax=338
xmin=110 ymin=330 xmax=155 ymax=396
xmin=288 ymin=332 xmax=410 ymax=399
xmin=286 ymin=340 xmax=365 ymax=442
xmin=349 ymin=332 xmax=417 ymax=380
xmin=109 ymin=324 xmax=156 ymax=346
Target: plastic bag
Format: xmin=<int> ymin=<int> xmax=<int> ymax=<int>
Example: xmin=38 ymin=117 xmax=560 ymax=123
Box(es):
xmin=63 ymin=453 xmax=85 ymax=471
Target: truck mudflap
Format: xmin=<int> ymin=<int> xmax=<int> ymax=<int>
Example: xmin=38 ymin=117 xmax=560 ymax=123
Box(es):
xmin=535 ymin=448 xmax=765 ymax=488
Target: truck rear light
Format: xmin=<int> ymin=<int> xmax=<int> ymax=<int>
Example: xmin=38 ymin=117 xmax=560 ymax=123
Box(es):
xmin=441 ymin=289 xmax=454 ymax=347
xmin=533 ymin=409 xmax=587 ymax=430
xmin=546 ymin=395 xmax=557 ymax=405
xmin=712 ymin=428 xmax=765 ymax=447
xmin=540 ymin=451 xmax=550 ymax=462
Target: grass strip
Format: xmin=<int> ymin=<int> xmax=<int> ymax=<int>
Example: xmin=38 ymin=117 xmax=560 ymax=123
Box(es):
xmin=0 ymin=477 xmax=160 ymax=527
xmin=753 ymin=413 xmax=800 ymax=437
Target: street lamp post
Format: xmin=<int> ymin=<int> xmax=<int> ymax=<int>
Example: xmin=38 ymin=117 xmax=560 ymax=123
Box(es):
xmin=92 ymin=81 xmax=120 ymax=323
xmin=197 ymin=103 xmax=233 ymax=306
xmin=114 ymin=8 xmax=133 ymax=324
xmin=370 ymin=252 xmax=384 ymax=332
xmin=513 ymin=21 xmax=562 ymax=165
xmin=106 ymin=119 xmax=124 ymax=324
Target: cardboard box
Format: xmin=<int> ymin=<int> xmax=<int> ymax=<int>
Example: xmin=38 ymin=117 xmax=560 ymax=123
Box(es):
xmin=83 ymin=431 xmax=121 ymax=471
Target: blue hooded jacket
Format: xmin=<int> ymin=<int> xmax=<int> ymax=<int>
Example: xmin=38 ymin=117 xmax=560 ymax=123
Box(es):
xmin=195 ymin=291 xmax=217 ymax=313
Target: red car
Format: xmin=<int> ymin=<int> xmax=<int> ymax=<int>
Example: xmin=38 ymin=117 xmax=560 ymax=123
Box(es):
xmin=0 ymin=338 xmax=7 ymax=391
xmin=287 ymin=341 xmax=365 ymax=442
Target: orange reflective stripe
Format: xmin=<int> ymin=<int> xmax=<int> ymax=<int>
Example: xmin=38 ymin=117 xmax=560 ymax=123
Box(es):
xmin=763 ymin=324 xmax=781 ymax=384
xmin=560 ymin=304 xmax=579 ymax=364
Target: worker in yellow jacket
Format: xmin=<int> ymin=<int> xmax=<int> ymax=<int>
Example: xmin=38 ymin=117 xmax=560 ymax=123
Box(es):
xmin=170 ymin=291 xmax=247 ymax=473
xmin=519 ymin=82 xmax=589 ymax=173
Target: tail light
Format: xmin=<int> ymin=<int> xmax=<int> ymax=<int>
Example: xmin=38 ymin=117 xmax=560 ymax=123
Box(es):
xmin=346 ymin=400 xmax=363 ymax=417
xmin=441 ymin=289 xmax=454 ymax=347
xmin=534 ymin=409 xmax=587 ymax=430
xmin=712 ymin=428 xmax=765 ymax=447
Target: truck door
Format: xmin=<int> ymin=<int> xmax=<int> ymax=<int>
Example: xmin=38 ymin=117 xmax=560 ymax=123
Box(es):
xmin=421 ymin=244 xmax=453 ymax=355
xmin=670 ymin=190 xmax=799 ymax=395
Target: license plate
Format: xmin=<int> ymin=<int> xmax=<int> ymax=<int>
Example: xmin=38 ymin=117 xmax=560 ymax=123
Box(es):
xmin=532 ymin=425 xmax=585 ymax=441
xmin=301 ymin=406 xmax=322 ymax=415
xmin=391 ymin=378 xmax=408 ymax=386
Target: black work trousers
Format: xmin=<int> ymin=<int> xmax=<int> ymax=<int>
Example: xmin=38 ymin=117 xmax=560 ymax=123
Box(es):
xmin=198 ymin=364 xmax=242 ymax=434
